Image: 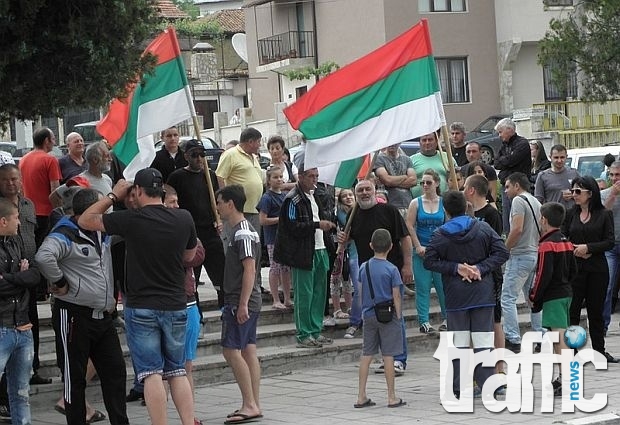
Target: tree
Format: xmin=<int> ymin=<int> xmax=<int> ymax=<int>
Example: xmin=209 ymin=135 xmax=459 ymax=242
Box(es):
xmin=0 ymin=0 xmax=160 ymax=125
xmin=538 ymin=0 xmax=620 ymax=101
xmin=172 ymin=0 xmax=200 ymax=19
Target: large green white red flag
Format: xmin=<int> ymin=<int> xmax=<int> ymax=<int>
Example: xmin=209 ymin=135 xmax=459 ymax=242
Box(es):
xmin=284 ymin=20 xmax=445 ymax=187
xmin=97 ymin=27 xmax=193 ymax=179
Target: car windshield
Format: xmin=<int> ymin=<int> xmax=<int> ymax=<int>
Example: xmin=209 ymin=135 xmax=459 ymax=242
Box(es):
xmin=474 ymin=118 xmax=501 ymax=133
xmin=577 ymin=156 xmax=605 ymax=177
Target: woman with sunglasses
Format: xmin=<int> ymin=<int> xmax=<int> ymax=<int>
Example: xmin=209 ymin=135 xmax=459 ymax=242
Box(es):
xmin=406 ymin=168 xmax=447 ymax=333
xmin=563 ymin=176 xmax=618 ymax=362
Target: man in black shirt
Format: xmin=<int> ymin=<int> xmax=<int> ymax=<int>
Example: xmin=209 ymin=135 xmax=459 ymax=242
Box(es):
xmin=150 ymin=126 xmax=188 ymax=182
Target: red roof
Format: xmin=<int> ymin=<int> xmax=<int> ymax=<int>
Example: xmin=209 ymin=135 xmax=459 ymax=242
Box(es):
xmin=157 ymin=0 xmax=190 ymax=18
xmin=198 ymin=9 xmax=245 ymax=33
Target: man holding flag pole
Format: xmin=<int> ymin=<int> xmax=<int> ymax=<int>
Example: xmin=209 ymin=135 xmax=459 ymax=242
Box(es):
xmin=93 ymin=27 xmax=215 ymax=425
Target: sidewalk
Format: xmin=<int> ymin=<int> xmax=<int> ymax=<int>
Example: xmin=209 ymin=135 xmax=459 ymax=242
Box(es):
xmin=30 ymin=270 xmax=620 ymax=424
xmin=31 ymin=328 xmax=620 ymax=425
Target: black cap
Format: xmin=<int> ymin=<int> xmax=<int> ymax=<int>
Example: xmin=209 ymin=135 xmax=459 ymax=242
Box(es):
xmin=184 ymin=139 xmax=206 ymax=152
xmin=133 ymin=168 xmax=163 ymax=189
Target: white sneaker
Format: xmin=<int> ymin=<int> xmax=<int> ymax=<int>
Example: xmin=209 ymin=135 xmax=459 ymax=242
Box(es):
xmin=323 ymin=316 xmax=336 ymax=327
xmin=394 ymin=361 xmax=405 ymax=376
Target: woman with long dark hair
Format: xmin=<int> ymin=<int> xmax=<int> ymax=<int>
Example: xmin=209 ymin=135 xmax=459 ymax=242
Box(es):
xmin=563 ymin=175 xmax=618 ymax=362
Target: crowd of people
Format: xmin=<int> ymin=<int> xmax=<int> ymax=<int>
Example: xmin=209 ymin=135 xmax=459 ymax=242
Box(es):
xmin=3 ymin=118 xmax=620 ymax=423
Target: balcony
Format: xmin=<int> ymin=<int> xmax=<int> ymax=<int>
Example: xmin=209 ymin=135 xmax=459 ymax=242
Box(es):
xmin=256 ymin=30 xmax=315 ymax=73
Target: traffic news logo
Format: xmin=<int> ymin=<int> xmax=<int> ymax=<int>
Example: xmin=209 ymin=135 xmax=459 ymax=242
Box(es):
xmin=434 ymin=330 xmax=608 ymax=413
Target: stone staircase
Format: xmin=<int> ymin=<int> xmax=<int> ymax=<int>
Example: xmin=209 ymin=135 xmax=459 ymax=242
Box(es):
xmin=27 ymin=279 xmax=572 ymax=410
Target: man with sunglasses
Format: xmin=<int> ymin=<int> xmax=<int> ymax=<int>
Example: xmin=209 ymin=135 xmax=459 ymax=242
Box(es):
xmin=168 ymin=139 xmax=226 ymax=307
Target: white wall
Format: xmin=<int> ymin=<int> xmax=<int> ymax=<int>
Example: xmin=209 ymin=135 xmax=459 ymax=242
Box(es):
xmin=495 ymin=0 xmax=572 ymax=43
xmin=281 ymin=77 xmax=316 ymax=105
xmin=511 ymin=43 xmax=545 ymax=109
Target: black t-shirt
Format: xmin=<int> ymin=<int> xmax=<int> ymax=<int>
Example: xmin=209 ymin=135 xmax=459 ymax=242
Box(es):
xmin=103 ymin=205 xmax=197 ymax=310
xmin=167 ymin=168 xmax=219 ymax=229
xmin=348 ymin=203 xmax=409 ymax=269
xmin=474 ymin=204 xmax=502 ymax=236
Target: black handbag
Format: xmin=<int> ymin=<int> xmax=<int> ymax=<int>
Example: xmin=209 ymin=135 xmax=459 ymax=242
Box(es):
xmin=364 ymin=262 xmax=395 ymax=323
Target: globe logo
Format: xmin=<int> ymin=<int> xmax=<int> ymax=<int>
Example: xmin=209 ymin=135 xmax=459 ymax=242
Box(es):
xmin=564 ymin=325 xmax=587 ymax=349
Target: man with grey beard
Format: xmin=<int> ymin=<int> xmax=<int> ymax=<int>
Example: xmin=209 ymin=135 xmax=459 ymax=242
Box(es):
xmin=338 ymin=179 xmax=412 ymax=374
xmin=51 ymin=141 xmax=114 ymax=210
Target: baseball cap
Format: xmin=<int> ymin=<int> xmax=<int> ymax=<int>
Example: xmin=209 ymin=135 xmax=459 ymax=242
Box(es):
xmin=133 ymin=168 xmax=163 ymax=189
xmin=66 ymin=175 xmax=91 ymax=188
xmin=184 ymin=139 xmax=206 ymax=152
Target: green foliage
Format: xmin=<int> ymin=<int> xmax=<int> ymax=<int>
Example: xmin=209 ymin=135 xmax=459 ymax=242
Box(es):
xmin=538 ymin=0 xmax=620 ymax=101
xmin=283 ymin=61 xmax=340 ymax=81
xmin=172 ymin=0 xmax=200 ymax=19
xmin=0 ymin=0 xmax=160 ymax=124
xmin=158 ymin=18 xmax=223 ymax=39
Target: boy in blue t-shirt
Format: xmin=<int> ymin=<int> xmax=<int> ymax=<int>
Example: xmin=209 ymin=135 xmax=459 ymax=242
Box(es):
xmin=354 ymin=229 xmax=406 ymax=409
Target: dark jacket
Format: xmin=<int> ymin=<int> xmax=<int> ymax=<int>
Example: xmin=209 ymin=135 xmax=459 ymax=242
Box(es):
xmin=494 ymin=134 xmax=532 ymax=184
xmin=529 ymin=229 xmax=575 ymax=313
xmin=562 ymin=206 xmax=615 ymax=272
xmin=424 ymin=216 xmax=509 ymax=311
xmin=0 ymin=236 xmax=41 ymax=327
xmin=274 ymin=184 xmax=335 ymax=270
xmin=150 ymin=147 xmax=188 ymax=183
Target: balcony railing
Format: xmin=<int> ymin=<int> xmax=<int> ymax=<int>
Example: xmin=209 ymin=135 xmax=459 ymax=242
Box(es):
xmin=257 ymin=31 xmax=314 ymax=66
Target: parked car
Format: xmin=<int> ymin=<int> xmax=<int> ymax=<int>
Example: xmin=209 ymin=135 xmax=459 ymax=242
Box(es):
xmin=566 ymin=145 xmax=620 ymax=179
xmin=73 ymin=121 xmax=103 ymax=144
xmin=464 ymin=114 xmax=509 ymax=165
xmin=0 ymin=142 xmax=17 ymax=157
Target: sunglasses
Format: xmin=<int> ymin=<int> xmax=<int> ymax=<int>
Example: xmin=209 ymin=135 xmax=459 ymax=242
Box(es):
xmin=419 ymin=180 xmax=434 ymax=186
xmin=189 ymin=151 xmax=206 ymax=158
xmin=570 ymin=188 xmax=591 ymax=195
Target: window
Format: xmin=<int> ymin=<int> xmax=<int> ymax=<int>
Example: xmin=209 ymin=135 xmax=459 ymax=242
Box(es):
xmin=544 ymin=0 xmax=574 ymax=7
xmin=419 ymin=0 xmax=466 ymax=12
xmin=543 ymin=64 xmax=578 ymax=101
xmin=435 ymin=57 xmax=470 ymax=103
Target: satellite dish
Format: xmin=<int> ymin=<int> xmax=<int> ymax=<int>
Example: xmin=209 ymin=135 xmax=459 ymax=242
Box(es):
xmin=232 ymin=33 xmax=248 ymax=63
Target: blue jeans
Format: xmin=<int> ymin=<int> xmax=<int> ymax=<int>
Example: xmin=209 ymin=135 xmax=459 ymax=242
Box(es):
xmin=394 ymin=316 xmax=407 ymax=368
xmin=0 ymin=328 xmax=33 ymax=425
xmin=348 ymin=256 xmax=362 ymax=328
xmin=124 ymin=307 xmax=187 ymax=383
xmin=501 ymin=252 xmax=542 ymax=343
xmin=604 ymin=244 xmax=620 ymax=330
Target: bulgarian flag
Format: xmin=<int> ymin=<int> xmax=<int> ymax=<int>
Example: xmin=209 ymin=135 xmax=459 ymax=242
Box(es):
xmin=97 ymin=27 xmax=194 ymax=179
xmin=284 ymin=20 xmax=445 ymax=187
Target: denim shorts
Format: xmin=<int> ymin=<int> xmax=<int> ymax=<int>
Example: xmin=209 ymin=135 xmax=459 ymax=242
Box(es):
xmin=185 ymin=304 xmax=201 ymax=362
xmin=124 ymin=307 xmax=187 ymax=382
xmin=221 ymin=305 xmax=259 ymax=350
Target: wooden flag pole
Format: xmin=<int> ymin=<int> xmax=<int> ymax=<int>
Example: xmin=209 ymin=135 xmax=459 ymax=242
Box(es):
xmin=185 ymin=87 xmax=220 ymax=227
xmin=438 ymin=126 xmax=459 ymax=190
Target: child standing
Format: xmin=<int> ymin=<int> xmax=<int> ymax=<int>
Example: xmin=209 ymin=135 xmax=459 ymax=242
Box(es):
xmin=258 ymin=166 xmax=293 ymax=310
xmin=529 ymin=202 xmax=575 ymax=397
xmin=355 ymin=228 xmax=406 ymax=409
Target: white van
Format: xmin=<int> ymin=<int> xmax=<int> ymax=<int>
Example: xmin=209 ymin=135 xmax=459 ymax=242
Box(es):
xmin=566 ymin=146 xmax=620 ymax=178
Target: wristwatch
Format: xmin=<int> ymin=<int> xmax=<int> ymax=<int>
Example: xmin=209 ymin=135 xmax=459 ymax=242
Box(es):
xmin=106 ymin=192 xmax=118 ymax=203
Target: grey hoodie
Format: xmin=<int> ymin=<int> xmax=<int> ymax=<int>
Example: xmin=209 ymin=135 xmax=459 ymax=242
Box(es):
xmin=35 ymin=216 xmax=114 ymax=319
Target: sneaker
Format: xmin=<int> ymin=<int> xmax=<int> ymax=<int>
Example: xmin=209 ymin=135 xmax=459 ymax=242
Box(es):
xmin=604 ymin=352 xmax=620 ymax=363
xmin=126 ymin=389 xmax=144 ymax=402
xmin=419 ymin=323 xmax=436 ymax=334
xmin=297 ymin=337 xmax=322 ymax=348
xmin=30 ymin=373 xmax=52 ymax=385
xmin=0 ymin=404 xmax=10 ymax=422
xmin=494 ymin=386 xmax=506 ymax=397
xmin=438 ymin=320 xmax=447 ymax=332
xmin=315 ymin=335 xmax=333 ymax=345
xmin=394 ymin=361 xmax=405 ymax=376
xmin=374 ymin=363 xmax=385 ymax=374
xmin=343 ymin=326 xmax=358 ymax=339
xmin=552 ymin=377 xmax=562 ymax=397
xmin=504 ymin=339 xmax=521 ymax=354
xmin=323 ymin=316 xmax=336 ymax=327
